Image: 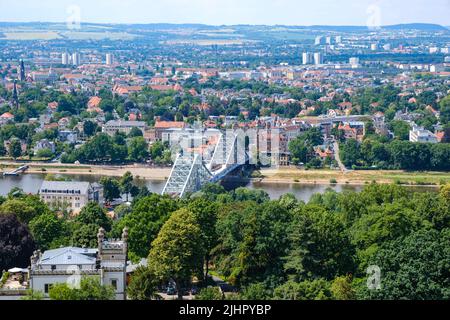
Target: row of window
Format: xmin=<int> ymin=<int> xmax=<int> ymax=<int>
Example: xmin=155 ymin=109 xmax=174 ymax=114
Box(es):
xmin=44 ymin=279 xmax=117 ymax=294
xmin=42 ymin=196 xmax=81 ymax=200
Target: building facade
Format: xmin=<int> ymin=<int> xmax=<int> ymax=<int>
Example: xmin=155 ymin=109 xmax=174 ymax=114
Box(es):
xmin=39 ymin=181 xmax=104 ymax=214
xmin=29 ymin=227 xmax=128 ymax=300
xmin=102 ymin=120 xmax=146 ymax=136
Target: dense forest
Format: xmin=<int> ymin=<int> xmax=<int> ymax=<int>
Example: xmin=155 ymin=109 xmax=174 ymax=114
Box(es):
xmin=1 ymin=180 xmax=449 ymax=300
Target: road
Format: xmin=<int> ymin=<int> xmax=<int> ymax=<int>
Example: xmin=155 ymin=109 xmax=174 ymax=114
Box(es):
xmin=333 ymin=141 xmax=349 ymax=173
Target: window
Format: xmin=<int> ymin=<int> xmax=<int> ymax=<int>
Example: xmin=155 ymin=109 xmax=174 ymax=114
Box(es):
xmin=44 ymin=284 xmax=53 ymax=293
xmin=51 ymin=265 xmax=56 ymax=271
xmin=111 ymin=279 xmax=118 ymax=290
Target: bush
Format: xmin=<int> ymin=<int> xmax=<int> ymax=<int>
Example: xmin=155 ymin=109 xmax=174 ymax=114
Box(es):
xmin=195 ymin=287 xmax=223 ymax=300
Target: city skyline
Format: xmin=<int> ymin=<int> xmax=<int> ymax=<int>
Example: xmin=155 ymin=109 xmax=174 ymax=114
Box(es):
xmin=0 ymin=0 xmax=449 ymax=26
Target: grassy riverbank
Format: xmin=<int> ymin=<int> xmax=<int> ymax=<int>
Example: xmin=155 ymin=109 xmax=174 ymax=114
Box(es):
xmin=259 ymin=168 xmax=450 ymax=187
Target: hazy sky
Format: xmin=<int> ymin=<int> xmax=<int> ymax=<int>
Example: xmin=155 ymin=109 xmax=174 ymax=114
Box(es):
xmin=0 ymin=0 xmax=449 ymax=26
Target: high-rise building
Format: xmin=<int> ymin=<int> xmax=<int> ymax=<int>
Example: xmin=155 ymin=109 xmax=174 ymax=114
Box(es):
xmin=314 ymin=52 xmax=324 ymax=65
xmin=19 ymin=60 xmax=26 ymax=81
xmin=335 ymin=36 xmax=342 ymax=44
xmin=315 ymin=36 xmax=323 ymax=45
xmin=106 ymin=53 xmax=114 ymax=65
xmin=62 ymin=53 xmax=70 ymax=65
xmin=326 ymin=36 xmax=333 ymax=45
xmin=72 ymin=53 xmax=81 ymax=66
xmin=302 ymin=52 xmax=314 ymax=65
xmin=349 ymin=57 xmax=360 ymax=68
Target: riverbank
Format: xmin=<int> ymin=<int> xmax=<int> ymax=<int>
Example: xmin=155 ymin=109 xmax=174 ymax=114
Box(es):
xmin=0 ymin=161 xmax=172 ymax=181
xmin=258 ymin=168 xmax=449 ymax=187
xmin=1 ymin=161 xmax=448 ymax=187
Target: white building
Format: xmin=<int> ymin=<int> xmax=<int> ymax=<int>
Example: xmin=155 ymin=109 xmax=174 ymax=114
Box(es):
xmin=29 ymin=227 xmax=128 ymax=300
xmin=302 ymin=52 xmax=314 ymax=65
xmin=72 ymin=53 xmax=81 ymax=66
xmin=349 ymin=57 xmax=360 ymax=68
xmin=106 ymin=53 xmax=114 ymax=65
xmin=409 ymin=125 xmax=438 ymax=143
xmin=34 ymin=139 xmax=56 ymax=155
xmin=314 ymin=52 xmax=324 ymax=65
xmin=62 ymin=53 xmax=70 ymax=65
xmin=39 ymin=181 xmax=104 ymax=213
xmin=102 ymin=120 xmax=147 ymax=136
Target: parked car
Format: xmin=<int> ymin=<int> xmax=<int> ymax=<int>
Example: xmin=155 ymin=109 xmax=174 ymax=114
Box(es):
xmin=166 ymin=287 xmax=176 ymax=295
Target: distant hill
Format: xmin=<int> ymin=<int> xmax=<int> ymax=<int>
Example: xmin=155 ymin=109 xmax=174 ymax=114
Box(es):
xmin=383 ymin=23 xmax=449 ymax=31
xmin=0 ymin=22 xmax=447 ymax=35
xmin=296 ymin=23 xmax=448 ymax=32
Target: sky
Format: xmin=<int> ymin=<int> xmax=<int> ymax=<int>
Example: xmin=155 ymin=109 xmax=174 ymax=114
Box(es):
xmin=0 ymin=0 xmax=449 ymax=26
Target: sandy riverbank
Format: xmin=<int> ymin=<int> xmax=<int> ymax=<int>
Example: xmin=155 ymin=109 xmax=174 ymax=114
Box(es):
xmin=0 ymin=162 xmax=172 ymax=181
xmin=1 ymin=161 xmax=448 ymax=187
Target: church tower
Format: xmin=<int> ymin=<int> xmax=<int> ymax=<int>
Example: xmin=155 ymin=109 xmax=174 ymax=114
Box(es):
xmin=19 ymin=60 xmax=26 ymax=82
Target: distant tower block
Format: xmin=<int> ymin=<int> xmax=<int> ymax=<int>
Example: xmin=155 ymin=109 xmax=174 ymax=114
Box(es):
xmin=106 ymin=53 xmax=114 ymax=65
xmin=62 ymin=53 xmax=70 ymax=65
xmin=302 ymin=52 xmax=313 ymax=65
xmin=72 ymin=53 xmax=81 ymax=66
xmin=314 ymin=52 xmax=324 ymax=65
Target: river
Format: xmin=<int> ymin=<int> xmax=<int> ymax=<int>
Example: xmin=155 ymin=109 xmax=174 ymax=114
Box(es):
xmin=0 ymin=174 xmax=438 ymax=203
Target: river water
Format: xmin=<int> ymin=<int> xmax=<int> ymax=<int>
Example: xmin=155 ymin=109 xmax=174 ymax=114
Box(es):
xmin=0 ymin=174 xmax=437 ymax=203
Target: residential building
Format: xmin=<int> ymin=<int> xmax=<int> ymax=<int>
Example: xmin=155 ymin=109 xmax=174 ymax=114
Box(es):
xmin=409 ymin=125 xmax=438 ymax=143
xmin=39 ymin=181 xmax=104 ymax=213
xmin=34 ymin=139 xmax=56 ymax=155
xmin=102 ymin=120 xmax=147 ymax=136
xmin=29 ymin=227 xmax=128 ymax=300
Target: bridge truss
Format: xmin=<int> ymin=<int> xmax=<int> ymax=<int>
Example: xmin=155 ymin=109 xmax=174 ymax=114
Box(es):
xmin=162 ymin=132 xmax=246 ymax=198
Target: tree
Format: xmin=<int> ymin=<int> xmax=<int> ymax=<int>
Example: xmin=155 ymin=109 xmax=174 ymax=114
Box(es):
xmin=187 ymin=198 xmax=218 ymax=281
xmin=273 ymin=279 xmax=332 ymax=300
xmin=71 ymin=223 xmax=100 ymax=248
xmin=330 ymin=275 xmax=356 ymax=300
xmin=195 ymin=287 xmax=223 ymax=300
xmin=148 ymin=208 xmax=203 ymax=300
xmin=284 ymin=204 xmax=356 ymax=281
xmin=439 ymin=94 xmax=450 ymax=124
xmin=215 ymin=201 xmax=292 ymax=288
xmin=36 ymin=148 xmax=54 ymax=158
xmin=0 ymin=214 xmax=36 ymax=272
xmin=21 ymin=290 xmax=44 ymax=300
xmin=150 ymin=141 xmax=164 ymax=160
xmin=241 ymin=282 xmax=272 ymax=300
xmin=390 ymin=120 xmax=410 ymax=141
xmin=112 ymin=194 xmax=179 ymax=260
xmin=340 ymin=139 xmax=361 ymax=167
xmin=358 ymin=229 xmax=450 ymax=300
xmin=49 ymin=277 xmax=115 ymax=300
xmin=127 ymin=266 xmax=159 ymax=300
xmin=29 ymin=212 xmax=65 ymax=251
xmin=75 ymin=202 xmax=112 ymax=232
xmin=288 ymin=137 xmax=310 ymax=165
xmin=119 ymin=171 xmax=134 ymax=202
xmin=128 ymin=127 xmax=143 ymax=138
xmin=0 ymin=199 xmax=40 ymax=224
xmin=100 ymin=177 xmax=121 ymax=203
xmin=128 ymin=136 xmax=149 ymax=162
xmin=9 ymin=139 xmax=22 ymax=159
xmin=83 ymin=120 xmax=97 ymax=137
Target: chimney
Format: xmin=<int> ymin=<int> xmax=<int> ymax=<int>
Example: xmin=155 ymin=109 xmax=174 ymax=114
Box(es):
xmin=97 ymin=227 xmax=105 ymax=255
